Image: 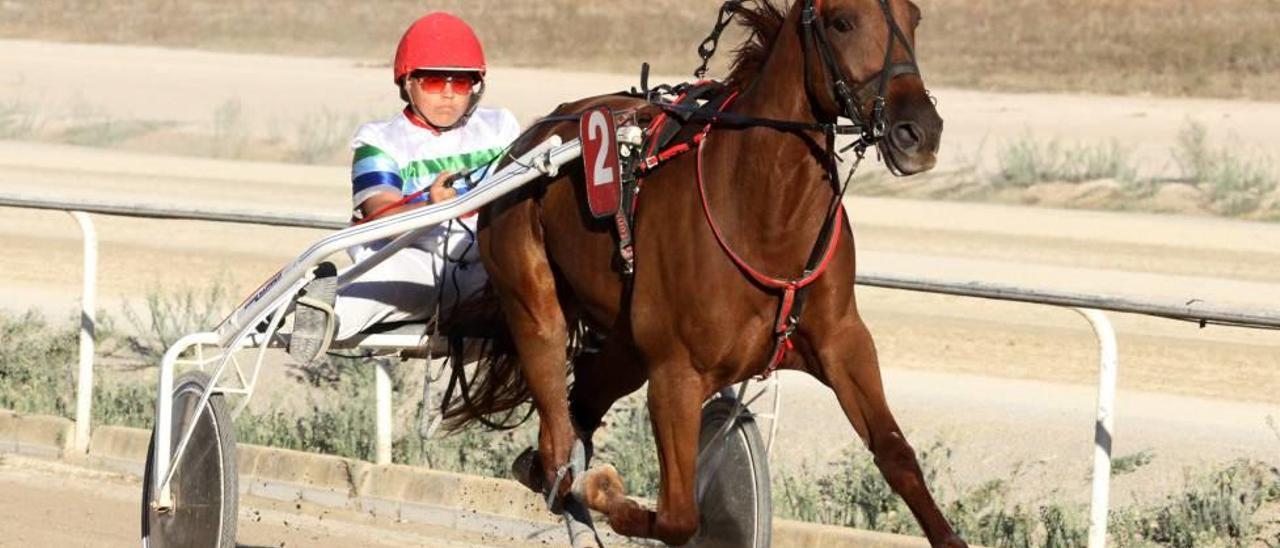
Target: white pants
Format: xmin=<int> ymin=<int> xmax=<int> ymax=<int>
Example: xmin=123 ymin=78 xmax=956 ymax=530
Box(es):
xmin=334 ymin=219 xmax=487 ymax=341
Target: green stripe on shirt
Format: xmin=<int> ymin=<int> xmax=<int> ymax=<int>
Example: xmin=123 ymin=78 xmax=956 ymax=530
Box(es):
xmin=353 ymin=144 xmax=390 ymax=162
xmin=401 ymin=147 xmax=504 ymax=181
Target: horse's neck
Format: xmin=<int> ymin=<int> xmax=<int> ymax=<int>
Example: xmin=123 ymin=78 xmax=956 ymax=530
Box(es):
xmin=706 ymin=24 xmax=835 ymax=241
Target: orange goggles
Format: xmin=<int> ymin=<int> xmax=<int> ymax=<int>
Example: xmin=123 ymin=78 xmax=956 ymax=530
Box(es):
xmin=412 ymin=74 xmax=478 ymax=96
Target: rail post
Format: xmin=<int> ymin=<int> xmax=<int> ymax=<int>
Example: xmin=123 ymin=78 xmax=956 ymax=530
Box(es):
xmin=1075 ymin=308 xmax=1118 ymax=548
xmin=70 ymin=211 xmax=97 ymax=454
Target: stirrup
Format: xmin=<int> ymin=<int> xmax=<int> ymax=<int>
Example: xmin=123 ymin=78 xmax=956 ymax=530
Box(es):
xmin=287 ymin=262 xmax=338 ymax=365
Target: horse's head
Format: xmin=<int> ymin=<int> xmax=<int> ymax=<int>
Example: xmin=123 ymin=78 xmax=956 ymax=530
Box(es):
xmin=801 ymin=0 xmax=942 ymax=175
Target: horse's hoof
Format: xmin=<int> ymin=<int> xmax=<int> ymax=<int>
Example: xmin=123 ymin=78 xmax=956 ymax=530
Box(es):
xmin=511 ymin=447 xmax=544 ymax=494
xmin=571 ymin=463 xmax=625 ymax=513
xmin=936 ymin=535 xmax=969 ymax=548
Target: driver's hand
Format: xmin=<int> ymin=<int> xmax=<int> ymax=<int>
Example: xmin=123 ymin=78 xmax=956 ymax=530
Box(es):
xmin=428 ymin=171 xmax=459 ymax=203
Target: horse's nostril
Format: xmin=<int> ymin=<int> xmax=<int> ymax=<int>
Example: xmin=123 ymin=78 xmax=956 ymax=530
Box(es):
xmin=891 ymin=122 xmax=922 ymax=151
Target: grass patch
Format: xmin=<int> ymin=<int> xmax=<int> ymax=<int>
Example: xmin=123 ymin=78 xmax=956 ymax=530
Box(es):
xmin=60 ymin=119 xmax=170 ymax=147
xmin=777 ymin=442 xmax=1280 ymax=547
xmin=210 ymin=98 xmax=250 ymax=159
xmin=1176 ymin=120 xmax=1278 ymax=216
xmin=0 ymin=310 xmax=78 ymax=417
xmin=290 ymin=108 xmax=357 ymax=164
xmin=1111 ymin=450 xmax=1156 ymax=477
xmin=0 ymin=98 xmax=42 ymax=139
xmin=57 ymin=102 xmax=172 ymax=147
xmin=121 ymin=281 xmax=232 ymax=360
xmin=994 ymin=135 xmax=1137 ymax=187
xmin=1112 ymin=460 xmax=1280 ymax=547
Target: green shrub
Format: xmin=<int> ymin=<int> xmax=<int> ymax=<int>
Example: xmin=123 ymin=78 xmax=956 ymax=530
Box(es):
xmin=1112 ymin=459 xmax=1280 ymax=547
xmin=0 ymin=310 xmax=77 ymax=417
xmin=776 ymin=440 xmax=1280 ymax=547
xmin=121 ymin=281 xmax=231 ymax=359
xmin=236 ymin=354 xmax=377 ymax=460
xmin=1176 ymin=120 xmax=1277 ymax=216
xmin=0 ymin=99 xmax=41 ymax=139
xmin=210 ymin=98 xmax=249 ymax=159
xmin=291 ymin=108 xmax=357 ymax=164
xmin=995 ymin=135 xmax=1137 ymax=187
xmin=94 ymin=381 xmax=154 ymax=429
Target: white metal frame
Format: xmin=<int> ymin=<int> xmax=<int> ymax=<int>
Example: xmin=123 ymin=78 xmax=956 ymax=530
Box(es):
xmin=150 ymin=134 xmax=576 ymax=509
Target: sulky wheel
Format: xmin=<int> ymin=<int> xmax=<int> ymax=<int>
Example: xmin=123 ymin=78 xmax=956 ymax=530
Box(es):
xmin=141 ymin=370 xmax=238 ymax=548
xmin=684 ymin=395 xmax=772 ymax=547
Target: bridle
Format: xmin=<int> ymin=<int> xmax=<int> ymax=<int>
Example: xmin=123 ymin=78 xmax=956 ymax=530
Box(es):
xmin=800 ymin=0 xmax=920 ymax=156
xmin=695 ymin=0 xmax=922 ymax=162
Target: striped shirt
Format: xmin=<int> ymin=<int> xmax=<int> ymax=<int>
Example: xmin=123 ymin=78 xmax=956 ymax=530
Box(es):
xmin=348 ymin=106 xmax=521 ymax=260
xmin=350 ymin=107 xmax=520 ymax=210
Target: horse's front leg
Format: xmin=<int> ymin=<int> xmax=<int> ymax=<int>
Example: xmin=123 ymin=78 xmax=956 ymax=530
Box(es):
xmin=808 ymin=315 xmax=968 ymax=548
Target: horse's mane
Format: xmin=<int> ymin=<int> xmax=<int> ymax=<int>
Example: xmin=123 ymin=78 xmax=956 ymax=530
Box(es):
xmin=725 ymin=0 xmax=788 ymax=90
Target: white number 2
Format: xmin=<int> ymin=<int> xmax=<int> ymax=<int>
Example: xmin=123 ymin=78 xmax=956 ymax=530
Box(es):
xmin=587 ymin=110 xmax=615 ymax=187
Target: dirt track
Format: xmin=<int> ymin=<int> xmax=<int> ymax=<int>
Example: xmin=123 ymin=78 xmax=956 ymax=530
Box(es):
xmin=1 ymin=41 xmax=1279 ymax=510
xmin=0 ymin=455 xmax=546 ymax=548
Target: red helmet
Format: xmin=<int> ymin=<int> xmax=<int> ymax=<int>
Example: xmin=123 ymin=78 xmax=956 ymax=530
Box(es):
xmin=393 ymin=12 xmax=486 ymax=85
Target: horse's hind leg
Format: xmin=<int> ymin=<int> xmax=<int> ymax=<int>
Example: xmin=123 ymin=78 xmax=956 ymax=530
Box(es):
xmin=581 ymin=360 xmax=703 ymax=545
xmin=561 ymin=336 xmax=649 ymax=512
xmin=813 ymin=317 xmax=967 ymax=548
xmin=481 ymin=215 xmax=578 ymax=503
xmin=568 ymin=334 xmax=649 ymax=439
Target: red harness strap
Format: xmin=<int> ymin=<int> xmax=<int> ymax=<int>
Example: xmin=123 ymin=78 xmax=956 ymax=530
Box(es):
xmin=635 ymin=89 xmax=846 ymax=378
xmin=696 ymin=131 xmax=845 ymax=377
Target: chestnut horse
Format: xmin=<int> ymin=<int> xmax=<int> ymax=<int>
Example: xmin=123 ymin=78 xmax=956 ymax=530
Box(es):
xmin=458 ymin=0 xmax=961 ymax=545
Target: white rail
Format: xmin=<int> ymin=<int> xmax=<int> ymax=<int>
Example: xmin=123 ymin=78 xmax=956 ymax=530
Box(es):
xmin=3 ymin=189 xmax=1279 ymax=547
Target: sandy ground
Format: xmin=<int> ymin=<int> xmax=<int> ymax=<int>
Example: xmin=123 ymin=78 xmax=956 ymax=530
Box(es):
xmin=4 ymin=39 xmax=1280 ymax=173
xmin=0 ymin=454 xmax=551 ymax=548
xmin=1 ymin=40 xmax=1279 ymax=519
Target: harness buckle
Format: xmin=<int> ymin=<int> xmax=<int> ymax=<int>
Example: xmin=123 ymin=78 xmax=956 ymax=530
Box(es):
xmin=871 ymin=97 xmax=888 ymax=139
xmin=782 ymin=317 xmax=799 ymax=339
xmin=800 ymin=5 xmax=817 ymax=25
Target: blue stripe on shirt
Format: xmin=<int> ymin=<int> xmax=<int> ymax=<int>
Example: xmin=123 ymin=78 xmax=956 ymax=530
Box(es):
xmin=352 ymin=155 xmax=401 ymax=179
xmin=353 ymin=171 xmax=403 ymax=195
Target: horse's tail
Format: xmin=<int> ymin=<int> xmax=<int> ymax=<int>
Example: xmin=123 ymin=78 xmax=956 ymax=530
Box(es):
xmin=433 ymin=286 xmax=530 ymax=431
xmin=436 ymin=288 xmax=584 ymax=432
xmin=438 ymin=326 xmax=534 ymax=431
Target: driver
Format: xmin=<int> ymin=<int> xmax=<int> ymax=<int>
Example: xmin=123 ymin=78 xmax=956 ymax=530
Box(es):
xmin=291 ymin=12 xmax=520 ymax=363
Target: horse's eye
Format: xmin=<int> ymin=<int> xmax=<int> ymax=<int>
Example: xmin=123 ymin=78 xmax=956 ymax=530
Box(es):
xmin=832 ymin=17 xmax=855 ymax=33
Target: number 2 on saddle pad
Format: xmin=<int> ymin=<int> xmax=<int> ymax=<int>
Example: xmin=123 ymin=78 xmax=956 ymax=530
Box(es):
xmin=580 ymin=106 xmax=621 ymax=219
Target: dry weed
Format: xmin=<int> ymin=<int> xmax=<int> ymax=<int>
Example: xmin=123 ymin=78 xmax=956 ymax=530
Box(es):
xmin=3 ymin=0 xmax=1277 ymax=99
